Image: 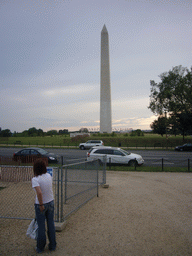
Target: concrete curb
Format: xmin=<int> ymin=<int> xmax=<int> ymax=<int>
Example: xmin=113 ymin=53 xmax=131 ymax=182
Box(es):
xmin=55 ymin=221 xmax=67 ymax=232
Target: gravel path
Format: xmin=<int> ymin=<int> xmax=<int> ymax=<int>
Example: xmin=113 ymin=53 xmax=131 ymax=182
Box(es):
xmin=1 ymin=171 xmax=192 ymax=256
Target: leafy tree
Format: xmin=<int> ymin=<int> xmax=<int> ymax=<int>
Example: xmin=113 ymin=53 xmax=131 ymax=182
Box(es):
xmin=21 ymin=127 xmax=44 ymax=137
xmin=21 ymin=130 xmax=29 ymax=137
xmin=149 ymin=65 xmax=192 ymax=138
xmin=135 ymin=129 xmax=144 ymax=136
xmin=59 ymin=129 xmax=69 ymax=135
xmin=79 ymin=128 xmax=89 ymax=133
xmin=149 ymin=65 xmax=192 ymax=114
xmin=130 ymin=129 xmax=144 ymax=136
xmin=37 ymin=129 xmax=44 ymax=136
xmin=46 ymin=130 xmax=58 ymax=136
xmin=168 ymin=115 xmax=179 ymax=136
xmin=0 ymin=129 xmax=12 ymax=137
xmin=177 ymin=112 xmax=192 ymax=139
xmin=28 ymin=127 xmax=38 ymax=137
xmin=150 ymin=116 xmax=168 ymax=137
xmin=12 ymin=131 xmax=17 ymax=137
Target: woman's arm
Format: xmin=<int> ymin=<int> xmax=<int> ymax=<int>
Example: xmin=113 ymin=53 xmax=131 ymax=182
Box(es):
xmin=35 ymin=186 xmax=45 ymax=212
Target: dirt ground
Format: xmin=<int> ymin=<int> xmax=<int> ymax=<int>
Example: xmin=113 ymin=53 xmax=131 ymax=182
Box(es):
xmin=0 ymin=171 xmax=192 ymax=256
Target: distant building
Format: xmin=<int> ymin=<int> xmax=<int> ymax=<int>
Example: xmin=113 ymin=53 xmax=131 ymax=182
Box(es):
xmin=70 ymin=132 xmax=90 ymax=138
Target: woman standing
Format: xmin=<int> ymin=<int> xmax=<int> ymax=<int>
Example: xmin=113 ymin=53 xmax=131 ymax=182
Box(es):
xmin=32 ymin=159 xmax=56 ymax=253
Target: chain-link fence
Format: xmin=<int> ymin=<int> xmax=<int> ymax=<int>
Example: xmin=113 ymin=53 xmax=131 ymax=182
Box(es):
xmin=0 ymin=159 xmax=106 ymax=223
xmin=54 ymin=159 xmax=106 ymax=222
xmin=0 ymin=166 xmax=35 ymax=220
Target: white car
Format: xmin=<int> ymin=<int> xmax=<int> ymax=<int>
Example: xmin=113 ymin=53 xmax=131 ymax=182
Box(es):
xmin=79 ymin=140 xmax=104 ymax=150
xmin=87 ymin=146 xmax=144 ymax=166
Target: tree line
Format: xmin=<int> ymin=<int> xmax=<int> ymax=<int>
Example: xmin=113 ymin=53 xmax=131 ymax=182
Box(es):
xmin=0 ymin=127 xmax=144 ymax=138
xmin=0 ymin=127 xmax=69 ymax=137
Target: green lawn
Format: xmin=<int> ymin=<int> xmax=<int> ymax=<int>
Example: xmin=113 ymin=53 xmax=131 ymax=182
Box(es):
xmin=0 ymin=133 xmax=191 ymax=149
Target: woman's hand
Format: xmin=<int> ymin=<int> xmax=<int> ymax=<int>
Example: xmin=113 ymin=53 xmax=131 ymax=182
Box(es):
xmin=40 ymin=205 xmax=45 ymax=212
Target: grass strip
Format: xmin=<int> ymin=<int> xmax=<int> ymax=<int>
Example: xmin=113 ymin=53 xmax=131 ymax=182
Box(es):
xmin=107 ymin=165 xmax=190 ymax=172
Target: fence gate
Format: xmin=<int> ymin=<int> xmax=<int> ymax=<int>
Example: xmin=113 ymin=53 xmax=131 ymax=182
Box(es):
xmin=54 ymin=159 xmax=106 ymax=222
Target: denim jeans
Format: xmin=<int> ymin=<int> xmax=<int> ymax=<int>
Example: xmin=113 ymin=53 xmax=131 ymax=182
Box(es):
xmin=35 ymin=200 xmax=56 ymax=252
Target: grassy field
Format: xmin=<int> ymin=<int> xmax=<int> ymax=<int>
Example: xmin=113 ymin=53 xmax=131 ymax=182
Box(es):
xmin=0 ymin=133 xmax=191 ymax=149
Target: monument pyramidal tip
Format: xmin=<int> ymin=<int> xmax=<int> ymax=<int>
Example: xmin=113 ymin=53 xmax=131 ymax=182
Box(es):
xmin=100 ymin=24 xmax=112 ymax=133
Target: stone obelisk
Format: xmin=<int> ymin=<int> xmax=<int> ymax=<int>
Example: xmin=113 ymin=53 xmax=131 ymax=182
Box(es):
xmin=100 ymin=25 xmax=112 ymax=133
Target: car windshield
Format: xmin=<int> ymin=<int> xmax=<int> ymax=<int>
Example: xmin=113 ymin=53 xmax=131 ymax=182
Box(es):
xmin=36 ymin=148 xmax=48 ymax=155
xmin=120 ymin=149 xmax=131 ymax=155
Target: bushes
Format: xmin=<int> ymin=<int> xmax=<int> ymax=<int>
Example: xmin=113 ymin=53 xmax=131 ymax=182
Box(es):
xmin=130 ymin=129 xmax=144 ymax=136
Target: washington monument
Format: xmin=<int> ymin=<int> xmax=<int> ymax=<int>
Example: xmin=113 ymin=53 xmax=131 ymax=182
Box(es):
xmin=100 ymin=25 xmax=112 ymax=133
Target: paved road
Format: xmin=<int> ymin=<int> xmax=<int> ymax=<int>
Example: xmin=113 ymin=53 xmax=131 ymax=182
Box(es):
xmin=0 ymin=147 xmax=191 ymax=167
xmin=134 ymin=149 xmax=192 ymax=168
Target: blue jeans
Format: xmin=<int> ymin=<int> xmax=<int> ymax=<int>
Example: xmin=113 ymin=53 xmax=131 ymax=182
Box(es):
xmin=35 ymin=200 xmax=56 ymax=252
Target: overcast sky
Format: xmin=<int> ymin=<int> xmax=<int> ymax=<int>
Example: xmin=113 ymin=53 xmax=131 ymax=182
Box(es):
xmin=0 ymin=0 xmax=191 ymax=133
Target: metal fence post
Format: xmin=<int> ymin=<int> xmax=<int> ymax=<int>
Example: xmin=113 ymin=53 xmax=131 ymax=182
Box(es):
xmin=97 ymin=168 xmax=99 ymax=197
xmin=162 ymin=158 xmax=164 ymax=171
xmin=188 ymin=159 xmax=190 ymax=172
xmin=102 ymin=155 xmax=107 ymax=184
xmin=109 ymin=157 xmax=111 ymax=170
xmin=61 ymin=156 xmax=64 ymax=165
xmin=103 ymin=160 xmax=106 ymax=184
xmin=56 ymin=167 xmax=60 ymax=222
xmin=60 ymin=167 xmax=64 ymax=222
xmin=105 ymin=155 xmax=107 ymax=170
xmin=64 ymin=167 xmax=68 ymax=204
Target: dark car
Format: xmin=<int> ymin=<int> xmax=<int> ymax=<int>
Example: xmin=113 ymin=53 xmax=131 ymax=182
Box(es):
xmin=175 ymin=143 xmax=192 ymax=152
xmin=13 ymin=147 xmax=58 ymax=163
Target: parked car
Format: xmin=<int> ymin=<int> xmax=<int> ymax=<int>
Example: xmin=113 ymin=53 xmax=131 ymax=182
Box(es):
xmin=79 ymin=140 xmax=104 ymax=150
xmin=13 ymin=147 xmax=58 ymax=163
xmin=175 ymin=143 xmax=192 ymax=152
xmin=87 ymin=146 xmax=144 ymax=166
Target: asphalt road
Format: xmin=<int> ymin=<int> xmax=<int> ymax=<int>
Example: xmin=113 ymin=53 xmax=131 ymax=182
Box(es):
xmin=0 ymin=147 xmax=191 ymax=167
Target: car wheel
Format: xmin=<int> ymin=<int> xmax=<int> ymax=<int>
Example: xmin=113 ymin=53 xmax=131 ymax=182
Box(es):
xmin=129 ymin=160 xmax=137 ymax=167
xmin=80 ymin=145 xmax=85 ymax=150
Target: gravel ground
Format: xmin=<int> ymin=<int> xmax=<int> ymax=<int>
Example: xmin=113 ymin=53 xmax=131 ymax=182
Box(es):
xmin=0 ymin=171 xmax=192 ymax=256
